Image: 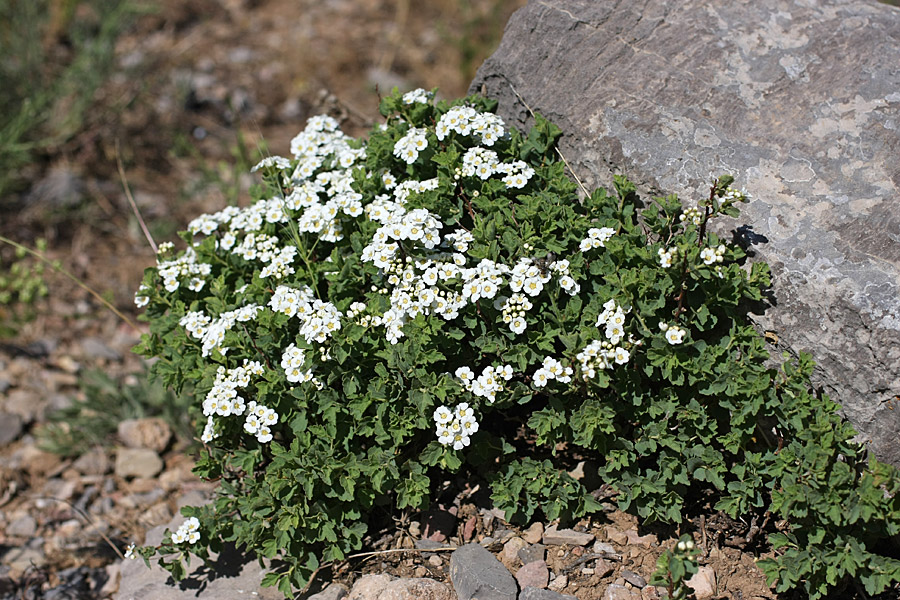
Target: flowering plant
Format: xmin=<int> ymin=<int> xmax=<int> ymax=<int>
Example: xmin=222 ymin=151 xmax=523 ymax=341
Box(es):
xmin=132 ymin=89 xmax=900 ymax=598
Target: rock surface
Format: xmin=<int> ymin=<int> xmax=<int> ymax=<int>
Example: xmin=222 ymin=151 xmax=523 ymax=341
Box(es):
xmin=449 ymin=543 xmax=519 ymax=600
xmin=115 ymin=510 xmax=283 ymax=600
xmin=471 ymin=0 xmax=900 ymax=465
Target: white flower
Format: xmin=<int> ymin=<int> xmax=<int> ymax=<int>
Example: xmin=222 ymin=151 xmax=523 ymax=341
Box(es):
xmin=124 ymin=543 xmax=136 ymax=560
xmin=665 ymin=325 xmax=686 ymax=345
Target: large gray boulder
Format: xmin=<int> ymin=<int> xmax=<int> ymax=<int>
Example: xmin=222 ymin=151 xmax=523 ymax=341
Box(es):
xmin=471 ymin=0 xmax=900 ymax=465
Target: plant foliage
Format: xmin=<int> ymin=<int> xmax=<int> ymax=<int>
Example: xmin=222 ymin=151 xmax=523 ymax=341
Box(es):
xmin=132 ymin=89 xmax=900 ymax=598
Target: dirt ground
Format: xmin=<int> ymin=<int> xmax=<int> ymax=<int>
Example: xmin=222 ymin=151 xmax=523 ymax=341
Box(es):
xmin=0 ymin=1 xmax=892 ymax=599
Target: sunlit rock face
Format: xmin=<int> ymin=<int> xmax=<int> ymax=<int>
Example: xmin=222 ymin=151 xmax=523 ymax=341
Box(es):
xmin=471 ymin=0 xmax=900 ymax=465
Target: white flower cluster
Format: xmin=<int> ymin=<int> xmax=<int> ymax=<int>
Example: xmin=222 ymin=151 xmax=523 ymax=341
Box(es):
xmin=134 ymin=284 xmax=150 ymax=308
xmin=722 ymin=186 xmax=751 ymax=202
xmin=495 ymin=293 xmax=533 ymax=334
xmin=532 ymin=356 xmax=574 ymax=388
xmin=509 ymin=257 xmax=551 ymax=297
xmin=457 ymin=147 xmax=534 ymax=189
xmin=180 ymin=304 xmax=263 ymax=357
xmin=660 ymin=322 xmax=686 ymax=345
xmin=243 ymin=400 xmax=279 ymax=443
xmin=658 ymin=247 xmax=676 ymax=268
xmin=281 ymin=343 xmax=313 ymax=384
xmin=436 ymin=106 xmax=505 ymax=146
xmin=171 ymin=517 xmax=201 ymax=545
xmin=699 ymin=245 xmax=726 ymax=265
xmin=393 ymin=127 xmax=429 ymax=164
xmin=231 ymin=232 xmax=298 ymax=279
xmin=579 ymin=227 xmax=617 ymax=252
xmin=251 ymin=155 xmax=292 ymax=173
xmin=550 ymin=259 xmax=580 ymax=295
xmin=402 ymin=88 xmax=433 ymax=105
xmin=455 ymin=364 xmax=513 ymax=403
xmin=433 ymin=402 xmax=479 ymax=450
xmin=680 ymin=206 xmax=704 ymax=226
xmin=158 ymin=247 xmax=212 ymax=293
xmin=269 ymin=285 xmax=343 ymax=344
xmin=576 ymin=300 xmax=635 ymax=379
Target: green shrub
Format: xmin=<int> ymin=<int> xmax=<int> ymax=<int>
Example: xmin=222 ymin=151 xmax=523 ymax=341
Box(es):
xmin=131 ymin=89 xmax=900 ymax=598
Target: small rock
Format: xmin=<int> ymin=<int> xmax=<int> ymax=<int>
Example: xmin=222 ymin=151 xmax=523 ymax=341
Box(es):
xmin=428 ymin=555 xmax=443 ymax=567
xmin=4 ymin=389 xmax=44 ymax=423
xmin=138 ymin=502 xmax=173 ymax=528
xmin=519 ymin=587 xmax=578 ymax=600
xmin=309 ymin=582 xmax=348 ymax=600
xmin=522 ymin=522 xmax=544 ymax=544
xmin=117 ymin=418 xmax=172 ymax=453
xmin=516 ymin=560 xmax=550 ymax=589
xmin=622 ymin=570 xmax=646 ymax=589
xmin=414 ymin=566 xmax=428 ymax=578
xmin=114 ymin=447 xmax=163 ymax=479
xmin=100 ymin=562 xmax=121 ymax=596
xmin=17 ymin=444 xmax=62 ymax=475
xmin=543 ymin=524 xmax=595 ymax=546
xmin=348 ymin=574 xmax=394 ymax=599
xmin=625 ymin=529 xmax=658 ymax=548
xmin=581 ymin=568 xmax=594 ymax=575
xmin=547 ymin=574 xmax=568 ymax=592
xmin=7 ymin=514 xmax=37 ymax=538
xmin=686 ymin=566 xmax=717 ymax=600
xmin=604 ymin=583 xmax=642 ymax=600
xmin=408 ymin=521 xmax=421 ymax=537
xmin=605 ymin=525 xmax=628 ymax=545
xmin=79 ymin=337 xmax=122 ymax=361
xmin=2 ymin=547 xmax=46 ymax=578
xmin=641 ymin=587 xmax=662 ymax=600
xmin=55 ymin=356 xmax=81 ymax=374
xmin=449 ymin=543 xmax=518 ymax=600
xmin=502 ymin=536 xmax=528 ymax=565
xmin=462 ymin=515 xmax=477 ymax=542
xmin=595 ymin=558 xmax=615 ymax=578
xmin=518 ymin=543 xmax=546 ymax=565
xmin=593 ymin=541 xmax=621 ymax=557
xmin=72 ymin=448 xmax=110 ymax=475
xmin=38 ymin=478 xmax=78 ymax=505
xmin=378 ymin=577 xmax=454 ymax=600
xmin=0 ymin=413 xmax=23 ymax=446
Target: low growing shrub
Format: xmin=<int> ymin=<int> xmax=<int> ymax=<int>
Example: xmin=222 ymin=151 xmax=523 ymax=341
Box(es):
xmin=131 ymin=89 xmax=900 ymax=598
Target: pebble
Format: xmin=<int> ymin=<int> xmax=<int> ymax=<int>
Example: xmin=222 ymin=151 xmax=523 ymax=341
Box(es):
xmin=604 ymin=583 xmax=642 ymax=600
xmin=518 ymin=542 xmax=546 ymax=565
xmin=686 ymin=566 xmax=717 ymax=599
xmin=605 ymin=525 xmax=628 ymax=545
xmin=428 ymin=555 xmax=443 ymax=567
xmin=622 ymin=570 xmax=646 ymax=588
xmin=625 ymin=529 xmax=657 ymax=548
xmin=543 ymin=524 xmax=595 ymax=546
xmin=516 ymin=560 xmax=550 ymax=589
xmin=595 ymin=558 xmax=615 ymax=578
xmin=501 ymin=536 xmax=528 ymax=565
xmin=7 ymin=514 xmax=37 ymax=538
xmin=548 ymin=574 xmax=568 ymax=592
xmin=522 ymin=521 xmax=544 ymax=544
xmin=449 ymin=543 xmax=518 ymax=600
xmin=72 ymin=448 xmax=111 ymax=475
xmin=114 ymin=447 xmax=163 ymax=479
xmin=0 ymin=413 xmax=24 ymax=446
xmin=309 ymin=582 xmax=348 ymax=600
xmin=117 ymin=418 xmax=172 ymax=453
xmin=519 ymin=587 xmax=578 ymax=600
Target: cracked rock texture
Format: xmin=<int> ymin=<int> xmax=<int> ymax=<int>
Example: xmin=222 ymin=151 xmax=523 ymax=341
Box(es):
xmin=471 ymin=0 xmax=900 ymax=465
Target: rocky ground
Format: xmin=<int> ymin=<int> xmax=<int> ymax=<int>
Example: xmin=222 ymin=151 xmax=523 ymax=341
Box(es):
xmin=0 ymin=0 xmax=885 ymax=598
